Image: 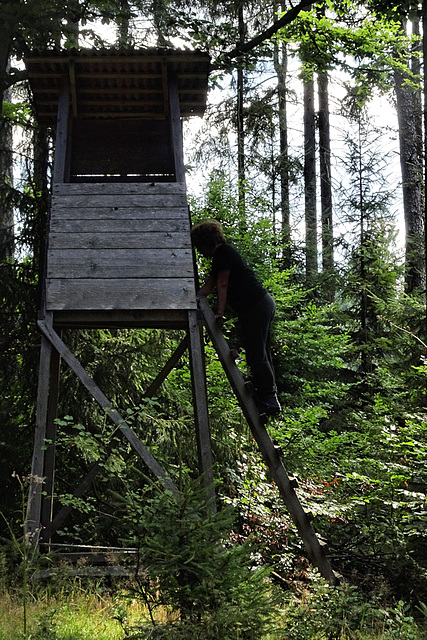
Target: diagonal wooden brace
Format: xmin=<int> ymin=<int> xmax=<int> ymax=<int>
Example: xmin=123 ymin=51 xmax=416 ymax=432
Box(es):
xmin=37 ymin=320 xmax=179 ymax=496
xmin=143 ymin=335 xmax=189 ymax=398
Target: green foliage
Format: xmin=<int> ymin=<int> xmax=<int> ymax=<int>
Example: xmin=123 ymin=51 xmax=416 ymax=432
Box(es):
xmin=117 ymin=479 xmax=282 ymax=639
xmin=188 ymin=163 xmax=427 ymax=608
xmin=2 ymin=101 xmax=32 ymax=127
xmin=222 ymin=448 xmax=299 ymax=577
xmin=276 ymin=1 xmax=420 ymax=99
xmin=1 ymin=1 xmax=426 ymax=629
xmin=0 ymin=590 xmax=123 ymax=640
xmin=279 ymin=574 xmax=427 ymax=639
xmin=190 ymin=170 xmax=280 ymax=285
xmin=0 ymin=472 xmax=45 ymax=638
xmin=0 ymin=259 xmax=39 ymax=537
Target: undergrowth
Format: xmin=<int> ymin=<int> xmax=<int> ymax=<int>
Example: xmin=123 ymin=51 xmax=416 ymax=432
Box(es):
xmin=1 ymin=574 xmax=427 ymax=640
xmin=0 ymin=588 xmax=123 ymax=640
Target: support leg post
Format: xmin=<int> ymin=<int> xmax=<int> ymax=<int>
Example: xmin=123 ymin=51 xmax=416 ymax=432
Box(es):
xmin=187 ymin=310 xmax=216 ymax=506
xmin=40 ymin=343 xmax=61 ymax=545
xmin=26 ymin=323 xmax=53 ymax=546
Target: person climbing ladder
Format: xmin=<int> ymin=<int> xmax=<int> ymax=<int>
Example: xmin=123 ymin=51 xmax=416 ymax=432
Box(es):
xmin=191 ymin=219 xmax=281 ymax=417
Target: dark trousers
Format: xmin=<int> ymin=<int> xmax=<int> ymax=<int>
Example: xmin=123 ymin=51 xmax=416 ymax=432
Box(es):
xmin=238 ymin=293 xmax=276 ymax=401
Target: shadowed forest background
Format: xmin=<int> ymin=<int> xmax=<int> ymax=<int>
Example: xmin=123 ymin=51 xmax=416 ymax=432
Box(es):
xmin=1 ymin=0 xmax=427 ymax=638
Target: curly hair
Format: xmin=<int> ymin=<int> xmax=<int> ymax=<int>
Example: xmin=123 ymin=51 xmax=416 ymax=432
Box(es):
xmin=190 ymin=220 xmax=226 ymax=248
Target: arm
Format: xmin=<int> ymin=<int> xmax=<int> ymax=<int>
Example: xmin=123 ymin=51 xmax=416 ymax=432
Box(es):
xmin=196 ymin=273 xmax=215 ymax=298
xmin=215 ymin=269 xmax=230 ymax=318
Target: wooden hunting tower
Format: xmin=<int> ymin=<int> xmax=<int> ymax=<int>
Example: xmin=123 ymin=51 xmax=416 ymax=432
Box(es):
xmin=25 ymin=48 xmax=337 ymax=584
xmin=25 ymin=47 xmax=213 ymax=537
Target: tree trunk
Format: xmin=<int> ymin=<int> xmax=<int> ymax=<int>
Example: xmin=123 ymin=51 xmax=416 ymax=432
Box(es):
xmin=32 ymin=125 xmax=50 ymax=304
xmin=318 ymin=69 xmax=334 ymax=293
xmin=357 ymin=119 xmax=369 ymax=373
xmin=394 ymin=22 xmax=424 ymax=293
xmin=0 ymin=80 xmax=14 ymax=261
xmin=423 ymin=2 xmax=427 ymax=336
xmin=0 ymin=25 xmax=12 ymax=94
xmin=117 ymin=0 xmax=132 ymax=47
xmin=411 ymin=17 xmax=423 ymax=169
xmin=303 ymin=67 xmax=318 ymax=283
xmin=422 ymin=2 xmax=427 ymax=336
xmin=237 ymin=2 xmax=246 ymax=215
xmin=274 ymin=25 xmax=291 ymax=269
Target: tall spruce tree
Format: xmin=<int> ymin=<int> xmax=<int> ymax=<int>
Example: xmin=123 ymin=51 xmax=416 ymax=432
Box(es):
xmin=338 ymin=91 xmax=398 ymax=374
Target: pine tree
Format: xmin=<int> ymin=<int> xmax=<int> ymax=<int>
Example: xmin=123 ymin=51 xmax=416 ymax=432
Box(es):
xmin=338 ymin=90 xmax=398 ymax=374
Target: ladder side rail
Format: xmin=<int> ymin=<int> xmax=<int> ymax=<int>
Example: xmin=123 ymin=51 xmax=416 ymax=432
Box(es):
xmin=187 ymin=310 xmax=216 ymax=505
xmin=198 ymin=298 xmax=338 ymax=584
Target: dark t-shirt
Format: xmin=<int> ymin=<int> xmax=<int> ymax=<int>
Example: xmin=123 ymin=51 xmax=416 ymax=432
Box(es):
xmin=211 ymin=243 xmax=266 ymax=313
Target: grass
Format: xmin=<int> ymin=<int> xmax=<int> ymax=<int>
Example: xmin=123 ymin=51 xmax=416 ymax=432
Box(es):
xmin=0 ymin=589 xmax=128 ymax=640
xmin=1 ymin=581 xmax=427 ymax=640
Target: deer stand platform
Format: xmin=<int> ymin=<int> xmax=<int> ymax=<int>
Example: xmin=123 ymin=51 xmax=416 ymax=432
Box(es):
xmin=25 ymin=49 xmax=337 ymax=585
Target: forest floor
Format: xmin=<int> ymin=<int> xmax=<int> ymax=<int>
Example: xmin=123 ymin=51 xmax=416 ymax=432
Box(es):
xmin=2 ymin=581 xmax=427 ymax=640
xmin=0 ymin=589 xmax=124 ymax=640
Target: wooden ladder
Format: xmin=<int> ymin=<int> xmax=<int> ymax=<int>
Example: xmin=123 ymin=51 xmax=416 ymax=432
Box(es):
xmin=198 ymin=297 xmax=338 ymax=585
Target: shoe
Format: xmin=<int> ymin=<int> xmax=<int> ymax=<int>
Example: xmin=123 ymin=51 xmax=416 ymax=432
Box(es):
xmin=244 ymin=379 xmax=255 ymax=395
xmin=257 ymin=394 xmax=282 ymax=416
xmin=273 ymin=440 xmax=283 ymax=456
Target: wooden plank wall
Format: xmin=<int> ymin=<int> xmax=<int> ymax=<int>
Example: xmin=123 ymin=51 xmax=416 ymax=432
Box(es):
xmin=46 ymin=183 xmax=197 ymax=312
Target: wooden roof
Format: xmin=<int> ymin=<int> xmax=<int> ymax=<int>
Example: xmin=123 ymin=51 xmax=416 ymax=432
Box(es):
xmin=25 ymin=48 xmax=210 ymax=125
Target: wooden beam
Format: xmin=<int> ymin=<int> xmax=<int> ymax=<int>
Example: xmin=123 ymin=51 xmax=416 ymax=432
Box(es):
xmin=27 ymin=54 xmax=209 ymax=65
xmin=45 ymin=277 xmax=196 ymax=312
xmin=52 ymin=82 xmax=70 ymax=184
xmin=34 ymin=566 xmax=136 ymax=579
xmin=51 ymin=192 xmax=188 ymax=208
xmin=40 ymin=344 xmax=61 ymax=537
xmin=168 ymin=69 xmax=185 ymax=183
xmin=53 ymin=182 xmax=186 ymax=195
xmin=26 ymin=314 xmax=54 ymax=545
xmin=52 ymin=309 xmax=189 ymax=329
xmin=46 ymin=335 xmax=190 ymax=536
xmin=144 ymin=336 xmax=189 ymax=398
xmin=37 ymin=320 xmax=179 ymax=496
xmin=198 ymin=297 xmax=338 ymax=584
xmin=187 ymin=310 xmax=215 ymax=505
xmin=49 ymin=218 xmax=189 ymax=234
xmin=48 ymin=231 xmax=190 ymax=249
xmin=47 ymin=249 xmax=194 ymax=279
xmin=68 ymin=59 xmax=78 ymax=118
xmin=51 ymin=206 xmax=188 ymax=220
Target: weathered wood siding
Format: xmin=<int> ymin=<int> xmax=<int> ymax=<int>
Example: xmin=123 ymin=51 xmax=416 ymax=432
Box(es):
xmin=46 ymin=183 xmax=197 ymax=311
